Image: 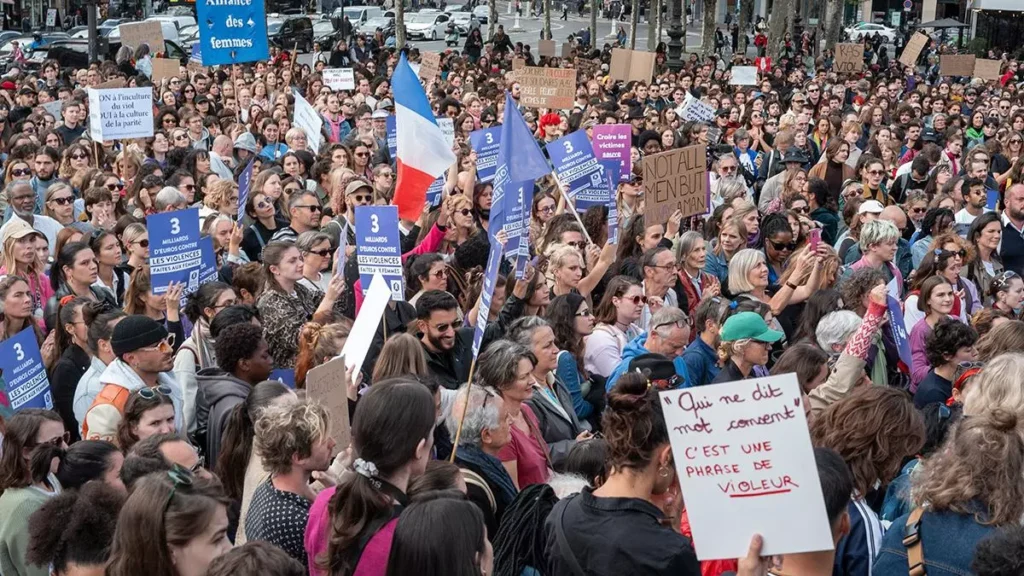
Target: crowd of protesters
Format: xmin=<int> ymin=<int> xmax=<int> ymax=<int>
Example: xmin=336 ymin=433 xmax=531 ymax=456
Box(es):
xmin=0 ymin=11 xmax=1023 ymax=576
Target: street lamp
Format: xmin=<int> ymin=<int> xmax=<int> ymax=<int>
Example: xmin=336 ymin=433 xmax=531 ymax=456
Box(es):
xmin=666 ymin=0 xmax=683 ymax=70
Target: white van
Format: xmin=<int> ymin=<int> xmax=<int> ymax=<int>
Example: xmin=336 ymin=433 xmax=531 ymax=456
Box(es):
xmin=148 ymin=14 xmax=197 ymax=32
xmin=334 ymin=5 xmax=383 ymax=27
xmin=110 ymin=20 xmax=180 ymax=44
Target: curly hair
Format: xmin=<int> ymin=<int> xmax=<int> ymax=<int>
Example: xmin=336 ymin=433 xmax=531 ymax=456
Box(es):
xmin=972 ymin=524 xmax=1024 ymax=576
xmin=924 ymin=317 xmax=978 ymax=368
xmin=601 ymin=371 xmax=669 ymax=473
xmin=253 ymin=397 xmax=331 ymax=475
xmin=203 ymin=178 xmax=238 ymax=211
xmin=294 ymin=321 xmax=351 ymax=389
xmin=972 ymin=307 xmax=1012 ymax=340
xmin=214 ymin=322 xmax=267 ymax=374
xmin=976 ymin=321 xmax=1024 ymax=363
xmin=810 ymin=386 xmax=925 ymax=496
xmin=26 ymin=481 xmax=125 ymax=574
xmin=913 ymin=408 xmax=1024 ymax=526
xmin=838 ymin=267 xmax=886 ymax=315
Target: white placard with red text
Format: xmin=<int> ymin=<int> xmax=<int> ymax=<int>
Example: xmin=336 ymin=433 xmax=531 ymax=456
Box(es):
xmin=660 ymin=373 xmax=833 ymax=560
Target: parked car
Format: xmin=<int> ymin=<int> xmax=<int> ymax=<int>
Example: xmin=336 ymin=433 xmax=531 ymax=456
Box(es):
xmin=844 ymin=22 xmax=896 ymax=43
xmin=31 ymin=37 xmax=188 ymax=70
xmin=473 ymin=4 xmax=491 ymax=24
xmin=358 ymin=16 xmax=394 ymax=36
xmin=268 ymin=15 xmax=314 ymax=52
xmin=405 ymin=10 xmax=450 ymax=41
xmin=450 ymin=11 xmax=480 ymax=34
xmin=313 ymin=19 xmax=340 ymax=46
xmin=334 ymin=5 xmax=384 ymax=28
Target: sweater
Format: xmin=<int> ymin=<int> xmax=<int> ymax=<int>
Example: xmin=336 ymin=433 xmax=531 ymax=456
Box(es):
xmin=0 ymin=485 xmax=56 ymax=576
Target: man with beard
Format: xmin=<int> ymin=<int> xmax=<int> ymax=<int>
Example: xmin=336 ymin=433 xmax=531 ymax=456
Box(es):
xmin=0 ymin=180 xmax=63 ymax=251
xmin=417 ymin=289 xmax=473 ymax=390
xmin=29 ymin=146 xmax=60 ymax=214
xmin=1001 ymin=183 xmax=1024 ymax=276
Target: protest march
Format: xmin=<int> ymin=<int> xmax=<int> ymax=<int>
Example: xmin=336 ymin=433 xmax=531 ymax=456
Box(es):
xmin=3 ymin=2 xmax=1024 ymax=575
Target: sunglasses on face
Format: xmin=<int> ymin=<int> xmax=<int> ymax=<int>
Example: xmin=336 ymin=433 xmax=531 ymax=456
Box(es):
xmin=34 ymin=431 xmax=71 ymax=448
xmin=106 ymin=182 xmax=124 ymax=191
xmin=456 ymin=208 xmax=472 ymax=216
xmin=432 ymin=322 xmax=455 ymax=333
xmin=867 ymin=169 xmax=885 ymax=176
xmin=133 ymin=238 xmax=150 ymax=248
xmin=567 ymin=240 xmax=587 ymax=250
xmin=352 ymin=194 xmax=372 ymax=203
xmin=910 ymin=206 xmax=927 ymax=214
xmin=295 ymin=204 xmax=322 ymax=213
xmin=792 ymin=206 xmax=809 ymax=214
xmin=307 ymin=248 xmax=332 ymax=258
xmin=620 ymin=294 xmax=648 ymax=306
xmin=770 ymin=240 xmax=798 ymax=251
xmin=70 ymin=153 xmax=88 ymax=160
xmin=430 ymin=269 xmax=447 ymax=280
xmin=50 ymin=195 xmax=74 ymax=205
xmin=11 ymin=168 xmax=30 ymax=177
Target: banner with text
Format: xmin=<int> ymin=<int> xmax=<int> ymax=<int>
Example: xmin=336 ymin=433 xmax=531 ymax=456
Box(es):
xmin=834 ymin=43 xmax=864 ymax=73
xmin=548 ymin=130 xmax=610 ymax=209
xmin=591 ymin=124 xmax=632 ymax=183
xmin=148 ymin=208 xmax=201 ymax=295
xmin=0 ymin=328 xmax=51 ymax=412
xmin=643 ymin=144 xmax=709 ymax=223
xmin=355 ymin=206 xmax=404 ymax=301
xmin=470 ymin=126 xmax=502 ymax=183
xmin=195 ymin=0 xmax=270 ymax=65
xmin=323 ymin=68 xmax=355 ymax=90
xmin=87 ymin=87 xmax=154 ymax=142
xmin=293 ymin=89 xmax=324 ymax=153
xmin=516 ymin=66 xmax=575 ymax=109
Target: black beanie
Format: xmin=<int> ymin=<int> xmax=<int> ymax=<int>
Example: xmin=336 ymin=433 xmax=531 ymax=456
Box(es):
xmin=111 ymin=315 xmax=169 ymax=357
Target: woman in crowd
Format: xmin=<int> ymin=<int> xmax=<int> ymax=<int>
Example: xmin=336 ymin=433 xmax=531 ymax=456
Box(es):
xmin=26 ymin=482 xmax=125 ymax=576
xmin=674 ymin=231 xmax=720 ymax=327
xmin=89 ymin=230 xmax=127 ymax=307
xmin=545 ymin=372 xmax=700 ymax=575
xmin=175 ymin=281 xmax=237 ymax=430
xmin=989 ymin=271 xmax=1023 ymax=319
xmin=1 ymin=224 xmax=51 ymax=318
xmin=123 ymin=266 xmax=185 ymax=354
xmin=704 ymin=216 xmax=747 ymax=284
xmin=47 ymin=242 xmax=116 ymax=320
xmin=547 ymin=293 xmax=598 ymax=422
xmin=296 ymin=231 xmax=335 ymax=295
xmin=241 ymin=179 xmax=289 ymax=261
xmin=49 ymin=297 xmax=94 ymax=443
xmin=115 ymin=387 xmax=176 ymax=452
xmin=256 ymin=242 xmax=345 ymax=369
xmin=385 ymin=494 xmax=492 ymax=576
xmin=712 ymin=311 xmax=784 ymax=383
xmin=585 ymin=276 xmax=645 ymax=379
xmin=42 ymin=183 xmax=78 ymax=228
xmin=407 ymin=253 xmax=448 ymax=308
xmin=966 ymin=212 xmax=1004 ymax=306
xmin=119 ymin=223 xmax=149 ymax=275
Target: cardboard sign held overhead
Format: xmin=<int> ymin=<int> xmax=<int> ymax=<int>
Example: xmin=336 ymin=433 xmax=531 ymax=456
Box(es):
xmin=561 ymin=42 xmax=572 ymax=58
xmin=974 ymin=58 xmax=1002 ymax=81
xmin=609 ymin=48 xmax=655 ymax=83
xmin=516 ymin=66 xmax=575 ymax=109
xmin=898 ymin=32 xmax=929 ymax=68
xmin=118 ymin=21 xmax=164 ymax=51
xmin=305 ymin=355 xmax=352 ymax=457
xmin=730 ymin=66 xmax=757 ymax=85
xmin=833 ymin=43 xmax=864 ymax=73
xmin=150 ymin=58 xmax=180 ymax=83
xmin=418 ymin=51 xmax=440 ymax=81
xmin=643 ymin=144 xmax=708 ymax=223
xmin=539 ymin=39 xmax=555 ymax=58
xmin=939 ymin=54 xmax=975 ymax=77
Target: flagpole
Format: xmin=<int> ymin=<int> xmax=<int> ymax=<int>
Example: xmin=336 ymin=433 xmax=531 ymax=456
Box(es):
xmin=449 ymin=355 xmax=481 ymax=462
xmin=551 ymin=171 xmax=594 ymax=245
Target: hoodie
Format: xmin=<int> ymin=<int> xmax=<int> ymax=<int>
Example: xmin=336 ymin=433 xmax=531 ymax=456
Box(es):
xmin=604 ymin=333 xmax=692 ymax=392
xmin=192 ymin=368 xmax=252 ymax=466
xmin=82 ymin=359 xmax=183 ymax=442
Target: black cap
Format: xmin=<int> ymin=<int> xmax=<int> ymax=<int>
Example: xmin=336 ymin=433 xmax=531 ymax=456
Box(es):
xmin=111 ymin=315 xmax=169 ymax=357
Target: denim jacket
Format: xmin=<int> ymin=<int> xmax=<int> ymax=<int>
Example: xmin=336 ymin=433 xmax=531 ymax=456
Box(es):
xmin=874 ymin=507 xmax=997 ymax=576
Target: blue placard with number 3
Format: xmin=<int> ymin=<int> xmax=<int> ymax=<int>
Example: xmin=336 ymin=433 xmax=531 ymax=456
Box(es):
xmin=147 ymin=208 xmax=202 ymax=296
xmin=0 ymin=328 xmax=52 ymax=412
xmin=355 ymin=206 xmax=404 ymax=301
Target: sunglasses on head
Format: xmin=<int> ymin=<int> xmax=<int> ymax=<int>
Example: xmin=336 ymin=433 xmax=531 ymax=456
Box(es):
xmin=138 ymin=384 xmax=174 ymax=400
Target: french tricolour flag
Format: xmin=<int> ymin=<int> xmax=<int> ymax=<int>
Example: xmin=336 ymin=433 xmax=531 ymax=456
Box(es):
xmin=392 ymin=53 xmax=456 ymax=221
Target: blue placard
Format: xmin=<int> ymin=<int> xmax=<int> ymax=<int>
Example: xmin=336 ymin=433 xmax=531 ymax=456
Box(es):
xmin=0 ymin=328 xmax=51 ymax=412
xmin=269 ymin=368 xmax=295 ymax=388
xmin=237 ymin=157 xmax=255 ymax=218
xmin=196 ymin=0 xmax=270 ymax=66
xmin=469 ymin=126 xmax=502 ymax=183
xmin=426 ymin=174 xmax=445 ymax=208
xmin=179 ymin=236 xmax=219 ymax=326
xmin=386 ymin=116 xmax=397 ymax=159
xmin=547 ymin=130 xmax=610 ymax=210
xmin=472 ymin=239 xmax=504 ymax=357
xmin=987 ymin=188 xmax=999 ymax=210
xmin=355 ymin=205 xmax=404 ymax=301
xmin=503 ymin=180 xmax=533 ymax=273
xmin=190 ymin=42 xmax=203 ymax=64
xmin=148 ymin=208 xmax=202 ymax=296
xmin=886 ymin=295 xmax=913 ymax=369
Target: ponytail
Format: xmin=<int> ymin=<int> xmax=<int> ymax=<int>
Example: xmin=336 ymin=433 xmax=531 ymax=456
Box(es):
xmin=215 ymin=380 xmax=291 ymax=501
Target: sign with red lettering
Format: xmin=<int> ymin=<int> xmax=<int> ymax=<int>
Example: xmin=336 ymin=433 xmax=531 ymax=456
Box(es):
xmin=660 ymin=373 xmax=833 ymax=560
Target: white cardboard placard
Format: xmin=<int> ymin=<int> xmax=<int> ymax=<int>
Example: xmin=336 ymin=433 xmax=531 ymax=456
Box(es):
xmin=292 ymin=89 xmax=324 ymax=153
xmin=660 ymin=373 xmax=834 ymax=560
xmin=87 ymin=87 xmax=154 ymax=142
xmin=338 ymin=273 xmax=390 ymax=373
xmin=323 ymin=68 xmax=355 ymax=90
xmin=730 ymin=66 xmax=758 ymax=85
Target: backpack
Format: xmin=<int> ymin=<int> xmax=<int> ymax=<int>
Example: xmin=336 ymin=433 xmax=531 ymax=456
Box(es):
xmin=81 ymin=384 xmax=132 ymax=440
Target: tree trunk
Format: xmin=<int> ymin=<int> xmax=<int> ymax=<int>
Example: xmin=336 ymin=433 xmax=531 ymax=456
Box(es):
xmin=701 ymin=0 xmax=715 ymax=56
xmin=646 ymin=0 xmax=656 ymax=49
xmin=629 ymin=0 xmax=638 ymax=48
xmin=489 ymin=0 xmax=497 ymax=38
xmin=737 ymin=0 xmax=752 ymax=55
xmin=396 ymin=0 xmax=407 ymax=49
xmin=766 ymin=0 xmax=786 ymax=60
xmin=543 ymin=0 xmax=551 ymax=38
xmin=824 ymin=0 xmax=842 ymax=49
xmin=591 ymin=0 xmax=598 ymax=48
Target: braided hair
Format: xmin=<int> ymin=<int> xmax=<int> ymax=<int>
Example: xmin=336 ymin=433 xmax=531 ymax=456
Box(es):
xmin=493 ymin=483 xmax=559 ymax=576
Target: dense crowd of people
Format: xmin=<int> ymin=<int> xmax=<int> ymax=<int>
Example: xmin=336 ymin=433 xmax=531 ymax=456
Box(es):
xmin=0 ymin=13 xmax=1023 ymax=576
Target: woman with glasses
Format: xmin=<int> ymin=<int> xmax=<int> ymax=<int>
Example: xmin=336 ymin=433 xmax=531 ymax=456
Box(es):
xmin=406 ymin=253 xmax=448 ymax=309
xmin=123 ymin=267 xmax=185 ymax=355
xmin=3 ymin=158 xmax=31 ymax=187
xmin=0 ymin=221 xmax=52 ymax=318
xmin=58 ymin=142 xmax=94 ymax=182
xmin=0 ymin=408 xmax=67 ymax=576
xmin=115 ymin=386 xmax=176 ymax=451
xmin=529 ymin=192 xmax=558 ymax=247
xmin=119 ymin=223 xmax=149 ymax=277
xmin=546 ymin=293 xmax=599 ymax=424
xmin=293 ymin=231 xmax=334 ymax=297
xmin=240 ymin=187 xmax=288 ymax=263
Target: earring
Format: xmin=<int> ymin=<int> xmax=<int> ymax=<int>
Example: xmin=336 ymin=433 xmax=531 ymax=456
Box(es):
xmin=659 ymin=465 xmax=671 ymax=478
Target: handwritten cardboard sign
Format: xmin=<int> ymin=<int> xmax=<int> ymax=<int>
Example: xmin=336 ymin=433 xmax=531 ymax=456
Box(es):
xmin=940 ymin=54 xmax=975 ymax=77
xmin=899 ymin=32 xmax=929 ymax=68
xmin=730 ymin=66 xmax=757 ymax=85
xmin=418 ymin=51 xmax=440 ymax=81
xmin=678 ymin=93 xmax=716 ymax=124
xmin=834 ymin=43 xmax=864 ymax=73
xmin=974 ymin=58 xmax=1002 ymax=81
xmin=561 ymin=42 xmax=572 ymax=58
xmin=539 ymin=38 xmax=555 ymax=57
xmin=643 ymin=144 xmax=708 ymax=223
xmin=516 ymin=66 xmax=575 ymax=109
xmin=305 ymin=355 xmax=351 ymax=456
xmin=118 ymin=21 xmax=164 ymax=51
xmin=609 ymin=48 xmax=656 ymax=83
xmin=150 ymin=58 xmax=180 ymax=83
xmin=661 ymin=373 xmax=833 ymax=560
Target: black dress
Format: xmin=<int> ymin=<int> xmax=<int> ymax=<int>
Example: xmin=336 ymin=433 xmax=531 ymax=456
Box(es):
xmin=49 ymin=343 xmax=90 ymax=443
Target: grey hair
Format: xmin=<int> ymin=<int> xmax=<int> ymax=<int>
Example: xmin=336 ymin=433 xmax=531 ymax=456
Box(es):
xmin=651 ymin=306 xmax=688 ymax=338
xmin=296 ymin=230 xmax=333 ymax=252
xmin=153 ymin=187 xmax=186 ymax=211
xmin=816 ymin=310 xmax=862 ymax=351
xmin=715 ymin=176 xmax=748 ymax=205
xmin=733 ymin=128 xmax=750 ymax=143
xmin=445 ymin=384 xmax=501 ymax=448
xmin=507 ymin=316 xmax=550 ymax=349
xmin=475 ymin=340 xmax=535 ymax=393
xmin=115 ymin=45 xmax=133 ymax=64
xmin=6 ymin=180 xmax=31 ymax=201
xmin=675 ymin=231 xmax=704 ymax=263
xmin=202 ymin=213 xmax=233 ymax=236
xmin=858 ymin=219 xmax=900 ymax=252
xmin=727 ymin=248 xmax=766 ymax=295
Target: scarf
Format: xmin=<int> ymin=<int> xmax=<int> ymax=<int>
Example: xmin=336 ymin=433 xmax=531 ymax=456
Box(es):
xmin=456 ymin=444 xmax=518 ymax=507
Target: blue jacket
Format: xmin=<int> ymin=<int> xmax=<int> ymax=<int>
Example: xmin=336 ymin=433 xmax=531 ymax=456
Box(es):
xmin=704 ymin=250 xmax=729 ymax=284
xmin=605 ymin=333 xmax=691 ymax=392
xmin=555 ymin=351 xmax=592 ymax=419
xmin=682 ymin=337 xmax=719 ymax=387
xmin=874 ymin=508 xmax=996 ymax=576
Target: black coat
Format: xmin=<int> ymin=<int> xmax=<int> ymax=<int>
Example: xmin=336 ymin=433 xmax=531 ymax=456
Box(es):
xmin=423 ymin=327 xmax=474 ymax=390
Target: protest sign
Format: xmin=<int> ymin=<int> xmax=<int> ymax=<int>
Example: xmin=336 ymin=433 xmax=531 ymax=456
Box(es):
xmin=833 ymin=43 xmax=864 ymax=72
xmin=87 ymin=87 xmax=154 ymax=142
xmin=0 ymin=328 xmax=51 ymax=412
xmin=436 ymin=117 xmax=455 ymax=146
xmin=609 ymin=48 xmax=655 ymax=83
xmin=886 ymin=296 xmax=912 ymax=368
xmin=323 ymin=68 xmax=355 ymax=90
xmin=661 ymin=373 xmax=833 ymax=559
xmin=386 ymin=116 xmax=397 ymax=159
xmin=470 ymin=126 xmax=502 ymax=183
xmin=503 ymin=180 xmax=534 ymax=272
xmin=754 ymin=56 xmax=771 ymax=72
xmin=472 ymin=240 xmax=504 ymax=357
xmin=334 ymin=226 xmax=347 ymax=279
xmin=516 ymin=66 xmax=575 ymax=109
xmin=148 ymin=208 xmax=201 ymax=295
xmin=539 ymin=39 xmax=555 ymax=57
xmin=591 ymin=124 xmax=631 ymax=183
xmin=419 ymin=51 xmax=440 ymax=80
xmin=547 ymin=130 xmax=610 ymax=209
xmin=45 ymin=8 xmax=56 ymax=27
xmin=679 ymin=93 xmax=716 ymax=124
xmin=41 ymin=100 xmax=62 ymax=120
xmin=118 ymin=21 xmax=164 ymax=51
xmin=195 ymin=0 xmax=269 ymax=65
xmin=293 ymin=89 xmax=324 ymax=153
xmin=940 ymin=54 xmax=975 ymax=77
xmin=899 ymin=32 xmax=929 ymax=68
xmin=306 ymin=355 xmax=352 ymax=456
xmin=643 ymin=144 xmax=708 ymax=223
xmin=561 ymin=42 xmax=572 ymax=58
xmin=355 ymin=206 xmax=404 ymax=301
xmin=974 ymin=58 xmax=1002 ymax=81
xmin=237 ymin=157 xmax=254 ymax=218
xmin=150 ymin=58 xmax=180 ymax=83
xmin=340 ymin=273 xmax=390 ymax=372
xmin=730 ymin=66 xmax=757 ymax=85
xmin=605 ymin=164 xmax=619 ymax=245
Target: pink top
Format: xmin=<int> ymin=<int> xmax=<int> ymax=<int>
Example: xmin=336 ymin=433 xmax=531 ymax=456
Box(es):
xmin=498 ymin=403 xmax=551 ymax=488
xmin=0 ymin=268 xmax=54 ymax=314
xmin=304 ymin=486 xmax=399 ymax=576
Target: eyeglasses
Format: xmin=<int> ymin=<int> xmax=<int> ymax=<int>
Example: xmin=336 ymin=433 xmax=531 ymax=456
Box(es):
xmin=432 ymin=322 xmax=455 ymax=333
xmin=163 ymin=117 xmax=177 ymax=124
xmin=139 ymin=335 xmax=175 ymax=354
xmin=719 ymin=165 xmax=737 ymax=174
xmin=1012 ymin=139 xmax=1023 ymax=144
xmin=182 ymin=184 xmax=195 ymax=191
xmin=11 ymin=168 xmax=30 ymax=176
xmin=307 ymin=248 xmax=332 ymax=257
xmin=910 ymin=206 xmax=927 ymax=214
xmin=70 ymin=152 xmax=88 ymax=160
xmin=355 ymin=152 xmax=370 ymax=157
xmin=295 ymin=204 xmax=322 ymax=213
xmin=649 ymin=262 xmax=678 ymax=271
xmin=50 ymin=195 xmax=74 ymax=205
xmin=33 ymin=430 xmax=70 ymax=448
xmin=538 ymin=205 xmax=554 ymax=214
xmin=138 ymin=384 xmax=174 ymax=400
xmin=379 ymin=172 xmax=394 ymax=179
xmin=106 ymin=182 xmax=124 ymax=191
xmin=770 ymin=240 xmax=798 ymax=251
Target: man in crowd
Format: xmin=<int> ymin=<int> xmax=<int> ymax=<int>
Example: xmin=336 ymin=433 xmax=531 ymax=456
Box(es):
xmin=606 ymin=307 xmax=691 ymax=390
xmin=271 ymin=191 xmax=322 ymax=243
xmin=418 ymin=290 xmax=473 ymax=389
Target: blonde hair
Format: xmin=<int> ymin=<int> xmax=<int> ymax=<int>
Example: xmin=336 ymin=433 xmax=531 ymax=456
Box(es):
xmin=963 ymin=353 xmax=1024 ymax=420
xmin=203 ymin=179 xmax=238 ymax=210
xmin=727 ymin=249 xmax=765 ymax=294
xmin=545 ymin=243 xmax=582 ymax=271
xmin=253 ymin=397 xmax=332 ymax=475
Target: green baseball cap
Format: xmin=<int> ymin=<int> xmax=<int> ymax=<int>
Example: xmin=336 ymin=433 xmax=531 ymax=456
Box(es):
xmin=720 ymin=312 xmax=784 ymax=343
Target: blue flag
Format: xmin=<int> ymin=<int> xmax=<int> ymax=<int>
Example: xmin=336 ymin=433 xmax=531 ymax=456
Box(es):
xmin=886 ymin=296 xmax=913 ymax=369
xmin=237 ymin=157 xmax=255 ymax=219
xmin=196 ymin=0 xmax=270 ymax=65
xmin=473 ymin=239 xmax=504 ymax=358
